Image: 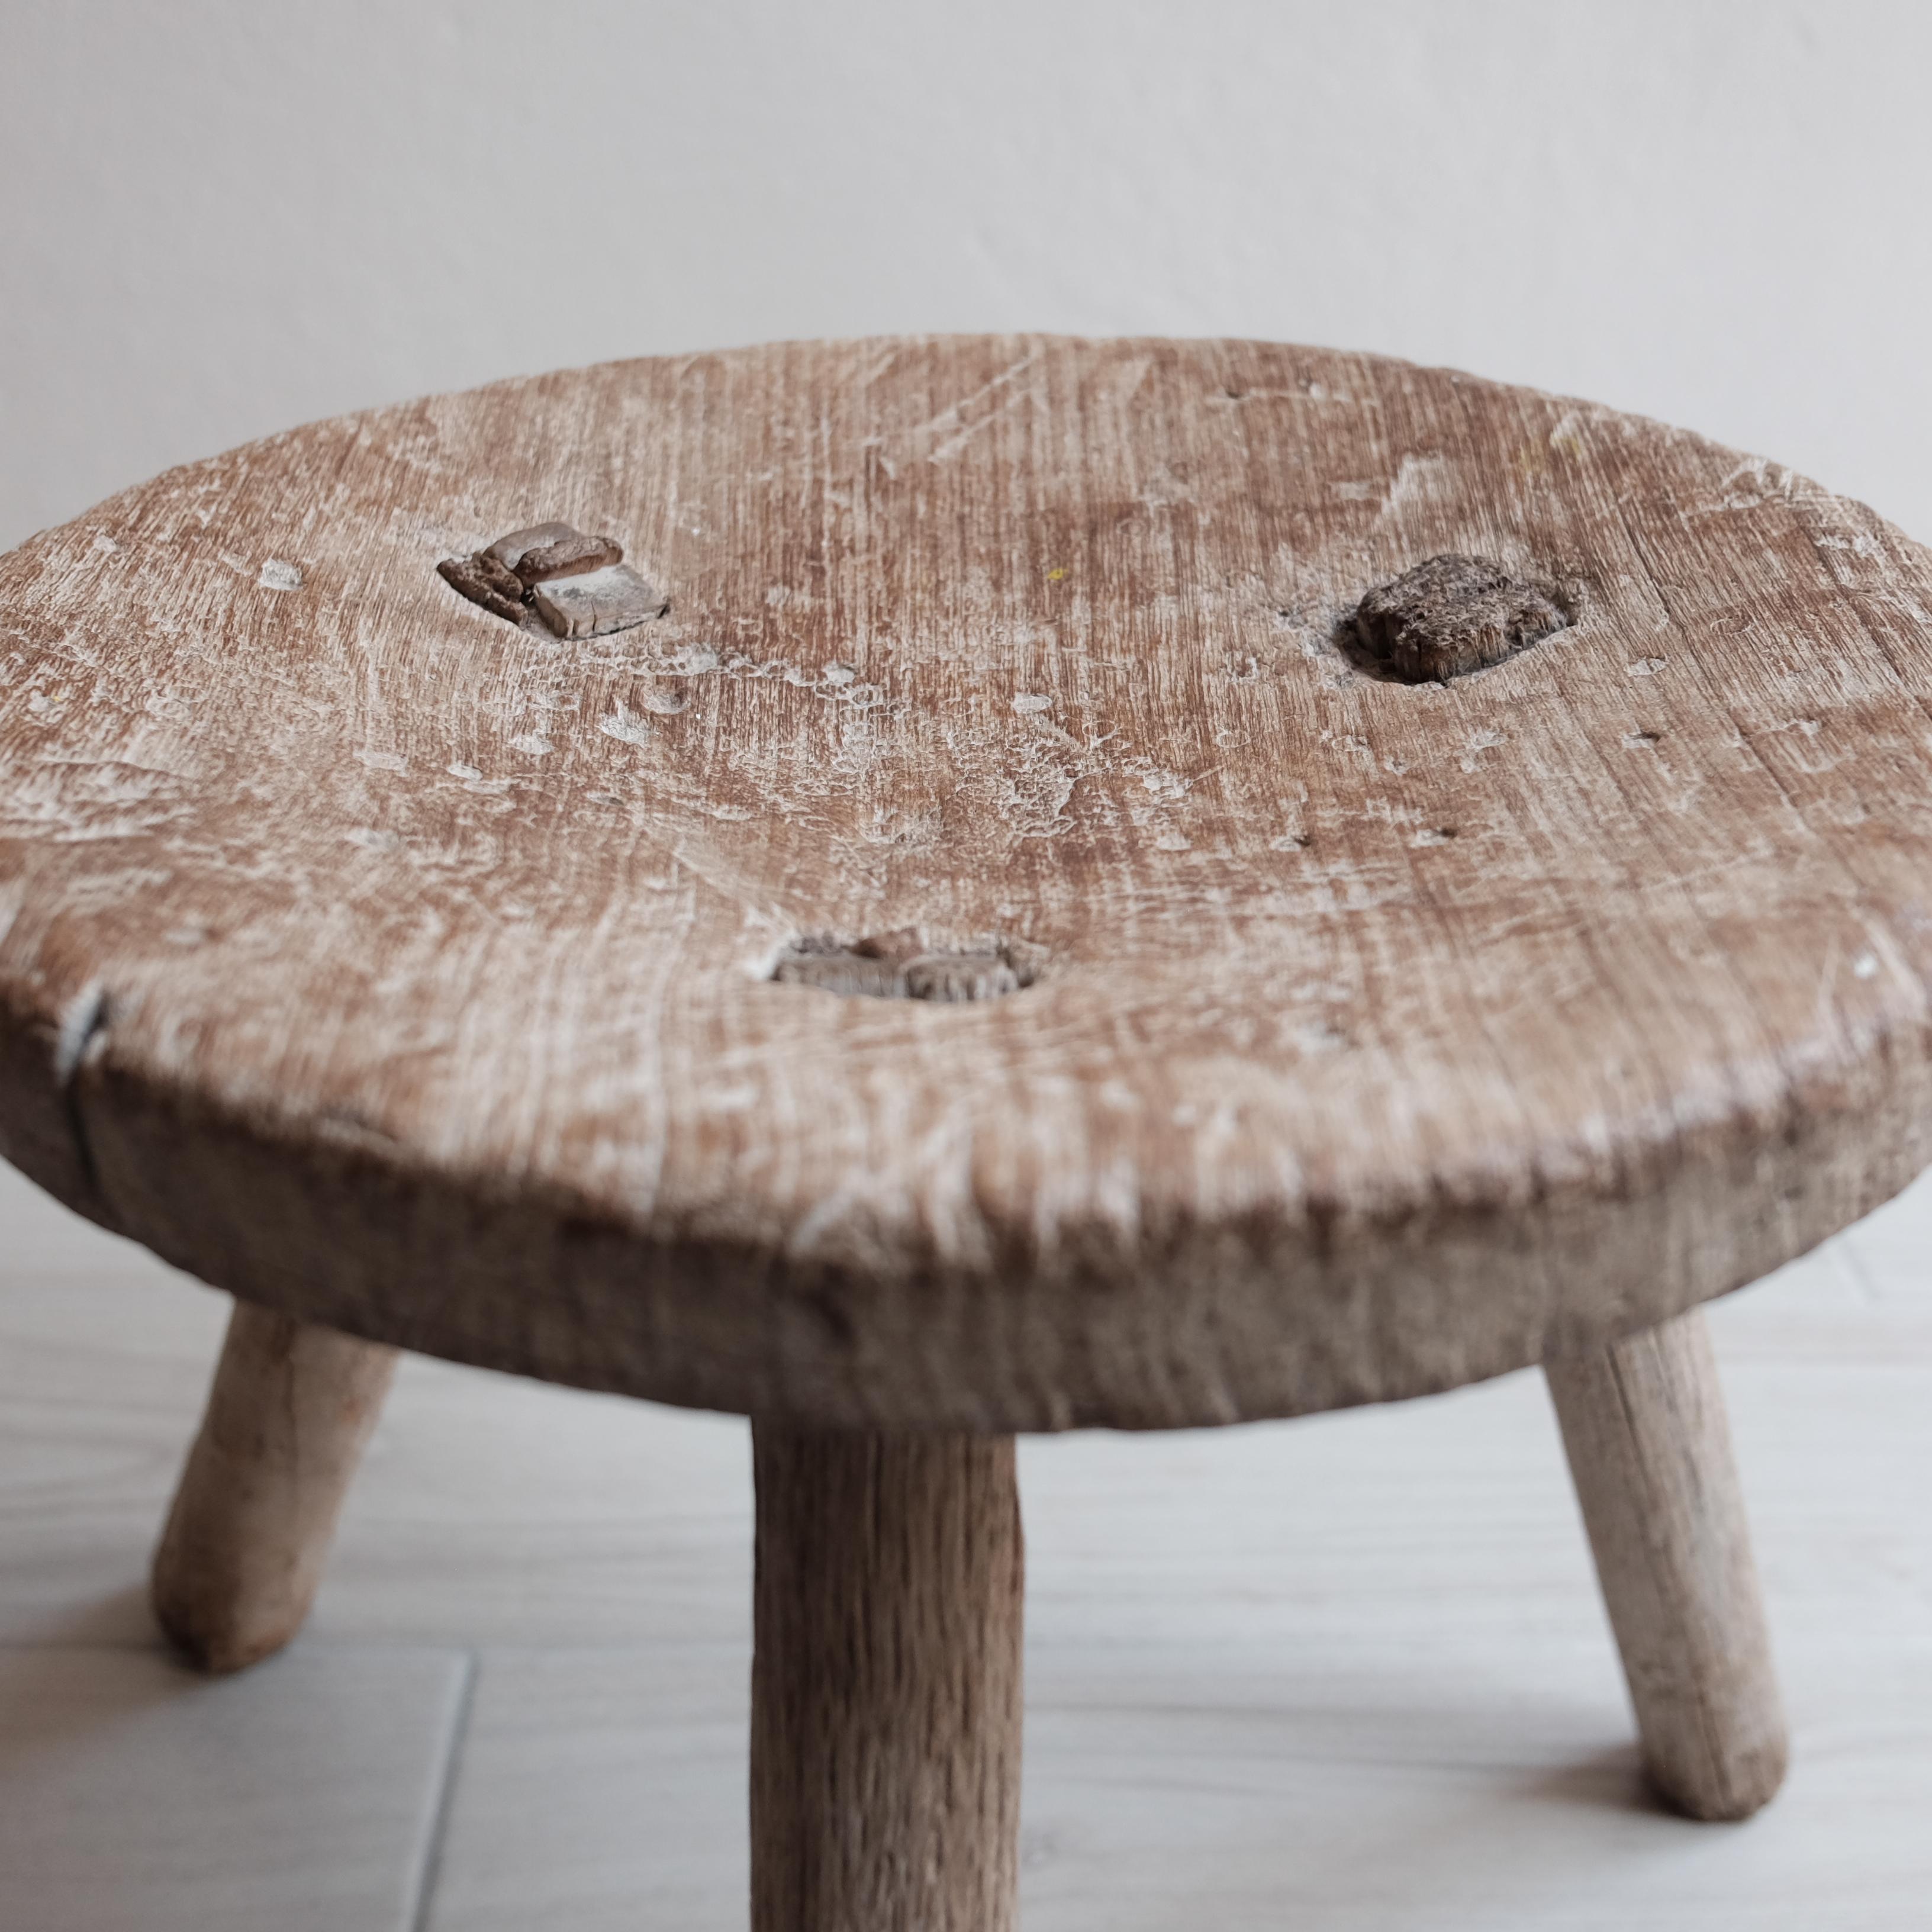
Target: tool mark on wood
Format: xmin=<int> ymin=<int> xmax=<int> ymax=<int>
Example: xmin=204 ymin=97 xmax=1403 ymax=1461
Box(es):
xmin=438 ymin=522 xmax=668 ymax=640
xmin=1347 ymin=553 xmax=1572 ymax=684
xmin=772 ymin=931 xmax=1044 ymax=1002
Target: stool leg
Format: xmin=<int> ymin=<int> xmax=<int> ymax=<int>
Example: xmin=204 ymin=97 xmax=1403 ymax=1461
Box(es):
xmin=751 ymin=1426 xmax=1024 ymax=1932
xmin=1544 ymin=1307 xmax=1787 ymax=1820
xmin=151 ymin=1302 xmax=397 ymax=1673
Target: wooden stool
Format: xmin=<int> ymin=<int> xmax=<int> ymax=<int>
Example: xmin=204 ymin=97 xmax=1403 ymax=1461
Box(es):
xmin=6 ymin=336 xmax=1930 ymax=1921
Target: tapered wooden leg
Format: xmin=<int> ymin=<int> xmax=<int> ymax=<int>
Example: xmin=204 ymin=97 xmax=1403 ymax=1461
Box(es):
xmin=751 ymin=1426 xmax=1024 ymax=1932
xmin=1545 ymin=1308 xmax=1787 ymax=1820
xmin=151 ymin=1302 xmax=398 ymax=1674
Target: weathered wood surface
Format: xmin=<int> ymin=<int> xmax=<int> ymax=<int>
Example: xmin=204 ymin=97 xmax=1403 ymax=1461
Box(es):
xmin=151 ymin=1303 xmax=397 ymax=1672
xmin=751 ymin=1428 xmax=1023 ymax=1931
xmin=2 ymin=336 xmax=1930 ymax=1428
xmin=1545 ymin=1309 xmax=1786 ymax=1820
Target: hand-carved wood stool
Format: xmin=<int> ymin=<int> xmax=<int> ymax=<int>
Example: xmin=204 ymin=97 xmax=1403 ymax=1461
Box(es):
xmin=6 ymin=336 xmax=1931 ymax=1924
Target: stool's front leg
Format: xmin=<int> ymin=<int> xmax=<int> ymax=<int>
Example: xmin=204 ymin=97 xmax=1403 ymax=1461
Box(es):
xmin=1545 ymin=1307 xmax=1787 ymax=1820
xmin=152 ymin=1302 xmax=397 ymax=1673
xmin=751 ymin=1425 xmax=1024 ymax=1932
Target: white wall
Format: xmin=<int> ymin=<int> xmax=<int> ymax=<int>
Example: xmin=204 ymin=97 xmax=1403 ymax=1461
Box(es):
xmin=5 ymin=0 xmax=1931 ymax=1263
xmin=6 ymin=1 xmax=1930 ymax=555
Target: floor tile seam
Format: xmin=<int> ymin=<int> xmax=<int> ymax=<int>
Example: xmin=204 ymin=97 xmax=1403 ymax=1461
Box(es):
xmin=408 ymin=1647 xmax=481 ymax=1932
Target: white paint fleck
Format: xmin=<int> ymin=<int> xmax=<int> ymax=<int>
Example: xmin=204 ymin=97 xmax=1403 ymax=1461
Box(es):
xmin=259 ymin=559 xmax=303 ymax=591
xmin=1629 ymin=657 xmax=1668 ymax=677
xmin=1714 ymin=456 xmax=1798 ymax=511
xmin=1548 ymin=411 xmax=1588 ymax=459
xmin=822 ymin=662 xmax=858 ymax=687
xmin=1293 ymin=1019 xmax=1350 ymax=1055
xmin=54 ymin=984 xmax=108 ymax=1084
xmin=1373 ymin=452 xmax=1450 ymax=523
xmin=508 ymin=733 xmax=553 ymax=756
xmin=600 ymin=704 xmax=653 ymax=747
xmin=1139 ymin=463 xmax=1191 ymax=510
xmin=447 ymin=762 xmax=484 ymax=780
xmin=1853 ymin=951 xmax=1880 ymax=980
xmin=1459 ymin=729 xmax=1505 ymax=772
xmin=356 ymin=749 xmax=408 ymax=772
xmin=1013 ymin=693 xmax=1054 ymax=714
xmin=640 ymin=690 xmax=689 ymax=715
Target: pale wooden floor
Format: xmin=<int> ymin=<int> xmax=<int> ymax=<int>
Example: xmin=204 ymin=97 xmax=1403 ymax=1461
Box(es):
xmin=3 ymin=1163 xmax=1929 ymax=1930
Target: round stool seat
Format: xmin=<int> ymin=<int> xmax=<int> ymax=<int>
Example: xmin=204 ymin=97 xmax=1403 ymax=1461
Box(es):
xmin=3 ymin=335 xmax=1929 ymax=1431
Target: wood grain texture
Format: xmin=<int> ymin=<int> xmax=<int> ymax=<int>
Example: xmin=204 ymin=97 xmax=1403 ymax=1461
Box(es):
xmin=1545 ymin=1309 xmax=1786 ymax=1820
xmin=151 ymin=1303 xmax=398 ymax=1672
xmin=2 ymin=336 xmax=1931 ymax=1428
xmin=751 ymin=1427 xmax=1023 ymax=1932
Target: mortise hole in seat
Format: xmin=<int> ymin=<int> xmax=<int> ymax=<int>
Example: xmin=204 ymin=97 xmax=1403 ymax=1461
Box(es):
xmin=1341 ymin=552 xmax=1577 ymax=684
xmin=770 ymin=932 xmax=1044 ymax=1002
